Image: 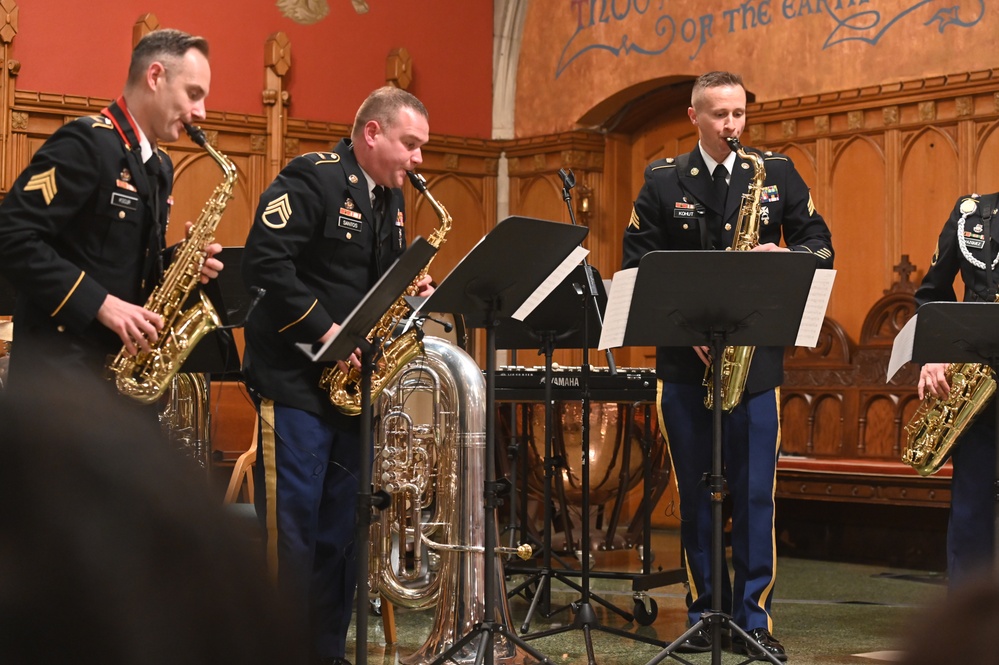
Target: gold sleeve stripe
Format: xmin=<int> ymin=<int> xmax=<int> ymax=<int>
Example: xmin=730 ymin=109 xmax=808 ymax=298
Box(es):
xmin=815 ymin=248 xmax=832 ymax=259
xmin=278 ymin=300 xmax=318 ymax=333
xmin=628 ymin=206 xmax=640 ymax=230
xmin=51 ymin=271 xmax=85 ymax=317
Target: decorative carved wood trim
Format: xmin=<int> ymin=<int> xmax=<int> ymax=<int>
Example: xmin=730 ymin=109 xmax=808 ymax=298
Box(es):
xmin=749 ymin=70 xmax=999 ymax=142
xmin=132 ymin=13 xmax=159 ymax=47
xmin=263 ymin=32 xmax=290 ymax=182
xmin=0 ymin=0 xmax=16 ymax=190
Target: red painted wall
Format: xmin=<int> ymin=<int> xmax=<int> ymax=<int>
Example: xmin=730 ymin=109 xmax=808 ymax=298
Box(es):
xmin=14 ymin=0 xmax=492 ymax=138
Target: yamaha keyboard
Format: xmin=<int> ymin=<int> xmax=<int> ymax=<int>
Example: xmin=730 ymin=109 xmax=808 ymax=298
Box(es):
xmin=493 ymin=366 xmax=657 ymax=402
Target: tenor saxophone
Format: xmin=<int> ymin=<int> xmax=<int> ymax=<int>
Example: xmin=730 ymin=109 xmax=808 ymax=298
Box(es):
xmin=704 ymin=137 xmax=765 ymax=411
xmin=319 ymin=171 xmax=450 ymax=415
xmin=901 ymin=295 xmax=999 ymax=475
xmin=108 ymin=124 xmax=237 ymax=404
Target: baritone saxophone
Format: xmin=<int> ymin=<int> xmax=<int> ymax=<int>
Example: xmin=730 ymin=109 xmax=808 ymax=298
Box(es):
xmin=320 ymin=171 xmax=450 ymax=416
xmin=704 ymin=137 xmax=764 ymax=411
xmin=108 ymin=124 xmax=236 ymax=404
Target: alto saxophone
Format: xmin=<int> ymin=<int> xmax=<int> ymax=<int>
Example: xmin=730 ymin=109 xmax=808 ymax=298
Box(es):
xmin=704 ymin=137 xmax=765 ymax=411
xmin=901 ymin=295 xmax=999 ymax=475
xmin=109 ymin=124 xmax=237 ymax=404
xmin=319 ymin=171 xmax=450 ymax=415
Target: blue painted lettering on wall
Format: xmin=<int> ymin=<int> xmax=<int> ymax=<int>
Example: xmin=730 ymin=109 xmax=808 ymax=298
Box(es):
xmin=556 ymin=0 xmax=984 ymax=77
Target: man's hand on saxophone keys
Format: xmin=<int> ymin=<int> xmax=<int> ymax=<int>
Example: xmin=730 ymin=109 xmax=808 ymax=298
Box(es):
xmin=415 ymin=273 xmax=434 ymax=297
xmin=184 ymin=221 xmax=225 ymax=284
xmin=918 ymin=363 xmax=951 ymax=400
xmin=320 ymin=322 xmax=362 ymax=373
xmin=96 ymin=294 xmax=164 ymax=356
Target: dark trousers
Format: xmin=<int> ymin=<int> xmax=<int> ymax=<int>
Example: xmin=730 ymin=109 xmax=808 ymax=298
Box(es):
xmin=658 ymin=381 xmax=781 ymax=631
xmin=948 ymin=398 xmax=998 ymax=587
xmin=253 ymin=399 xmax=361 ymax=660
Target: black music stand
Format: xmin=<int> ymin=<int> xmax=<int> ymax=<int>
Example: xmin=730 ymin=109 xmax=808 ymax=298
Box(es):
xmin=420 ymin=216 xmax=587 ymax=665
xmin=301 ymin=237 xmax=436 ymax=665
xmin=496 ymin=266 xmax=668 ymax=654
xmin=908 ymin=301 xmax=999 ymax=569
xmin=179 ymin=247 xmax=250 ymax=380
xmin=607 ymin=250 xmax=818 ymax=665
xmin=497 ymin=267 xmax=616 ymax=625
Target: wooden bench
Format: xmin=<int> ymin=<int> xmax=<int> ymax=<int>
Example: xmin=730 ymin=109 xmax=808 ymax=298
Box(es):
xmin=774 ymin=258 xmax=951 ymax=567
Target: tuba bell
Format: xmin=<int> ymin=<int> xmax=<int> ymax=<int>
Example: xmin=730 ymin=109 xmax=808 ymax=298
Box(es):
xmin=372 ymin=335 xmax=531 ymax=664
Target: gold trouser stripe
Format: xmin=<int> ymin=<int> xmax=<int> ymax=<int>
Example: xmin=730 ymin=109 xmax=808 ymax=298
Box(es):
xmin=656 ymin=379 xmax=702 ymax=601
xmin=51 ymin=270 xmax=85 ymax=317
xmin=757 ymin=386 xmax=781 ymax=632
xmin=259 ymin=399 xmax=280 ymax=584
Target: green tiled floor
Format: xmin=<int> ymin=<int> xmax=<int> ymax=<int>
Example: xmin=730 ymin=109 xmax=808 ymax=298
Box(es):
xmin=348 ymin=530 xmax=946 ymax=665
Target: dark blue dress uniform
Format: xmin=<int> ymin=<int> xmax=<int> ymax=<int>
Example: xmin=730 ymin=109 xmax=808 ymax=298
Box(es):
xmin=241 ymin=138 xmax=407 ymax=661
xmin=622 ymin=145 xmax=833 ymax=634
xmin=0 ymin=98 xmax=172 ymax=387
xmin=914 ymin=192 xmax=999 ymax=585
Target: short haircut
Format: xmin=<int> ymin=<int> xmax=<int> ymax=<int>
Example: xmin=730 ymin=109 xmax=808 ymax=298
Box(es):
xmin=691 ymin=71 xmax=745 ymax=109
xmin=126 ymin=28 xmax=209 ymax=87
xmin=351 ymin=86 xmax=429 ymax=140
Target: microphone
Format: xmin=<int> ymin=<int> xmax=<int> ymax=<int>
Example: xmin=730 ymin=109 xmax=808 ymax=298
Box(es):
xmin=219 ymin=286 xmax=266 ymax=330
xmin=424 ymin=314 xmax=454 ymax=333
xmin=558 ymin=168 xmax=576 ymax=191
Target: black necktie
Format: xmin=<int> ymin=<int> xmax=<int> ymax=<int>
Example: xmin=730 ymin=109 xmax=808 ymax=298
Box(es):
xmin=144 ymin=155 xmax=164 ymax=276
xmin=372 ymin=185 xmax=388 ymax=233
xmin=712 ymin=163 xmax=729 ymax=209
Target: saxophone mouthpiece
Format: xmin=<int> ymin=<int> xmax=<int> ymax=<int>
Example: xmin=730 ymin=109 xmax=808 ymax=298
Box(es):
xmin=726 ymin=136 xmax=743 ymax=152
xmin=407 ymin=171 xmax=428 ymax=193
xmin=184 ymin=123 xmax=207 ymax=148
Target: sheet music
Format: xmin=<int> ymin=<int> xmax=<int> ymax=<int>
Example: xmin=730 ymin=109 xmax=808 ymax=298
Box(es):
xmin=511 ymin=245 xmax=590 ymax=321
xmin=887 ymin=314 xmax=917 ymax=382
xmin=794 ymin=268 xmax=837 ymax=347
xmin=597 ymin=267 xmax=638 ymax=350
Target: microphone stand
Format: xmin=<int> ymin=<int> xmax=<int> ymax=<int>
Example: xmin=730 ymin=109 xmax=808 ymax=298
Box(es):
xmin=520 ymin=171 xmax=665 ymax=663
xmin=558 ymin=169 xmax=616 ymax=376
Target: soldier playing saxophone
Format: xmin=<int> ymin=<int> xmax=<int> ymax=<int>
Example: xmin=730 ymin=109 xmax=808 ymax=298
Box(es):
xmin=915 ymin=191 xmax=999 ymax=587
xmin=241 ymin=86 xmax=433 ymax=665
xmin=0 ymin=29 xmax=222 ymax=403
xmin=621 ymin=71 xmax=833 ymax=661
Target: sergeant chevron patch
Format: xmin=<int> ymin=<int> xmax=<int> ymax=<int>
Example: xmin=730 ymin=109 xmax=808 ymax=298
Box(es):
xmin=25 ymin=167 xmax=57 ymax=205
xmin=629 ymin=206 xmax=640 ymax=230
xmin=262 ymin=193 xmax=292 ymax=229
xmin=807 ymin=193 xmax=816 ymax=216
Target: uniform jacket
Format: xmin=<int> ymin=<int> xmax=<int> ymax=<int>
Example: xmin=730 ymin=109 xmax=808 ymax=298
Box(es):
xmin=622 ymin=145 xmax=834 ymax=392
xmin=242 ymin=138 xmax=407 ymax=423
xmin=0 ymin=98 xmax=172 ymax=379
xmin=916 ymin=192 xmax=999 ymax=307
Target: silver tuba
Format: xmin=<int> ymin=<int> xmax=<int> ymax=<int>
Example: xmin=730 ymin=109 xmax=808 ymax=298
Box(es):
xmin=372 ymin=335 xmax=530 ymax=664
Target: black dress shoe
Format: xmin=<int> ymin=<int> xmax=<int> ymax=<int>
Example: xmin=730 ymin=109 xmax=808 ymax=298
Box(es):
xmin=732 ymin=627 xmax=787 ymax=661
xmin=672 ymin=628 xmax=712 ymax=653
xmin=320 ymin=658 xmax=352 ymax=665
